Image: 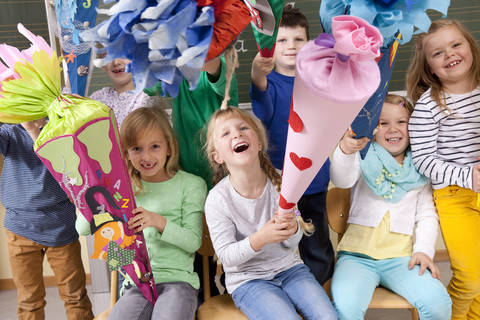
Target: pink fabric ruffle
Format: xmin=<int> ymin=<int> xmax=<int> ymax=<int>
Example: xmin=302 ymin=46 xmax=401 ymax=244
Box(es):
xmin=296 ymin=15 xmax=382 ymax=105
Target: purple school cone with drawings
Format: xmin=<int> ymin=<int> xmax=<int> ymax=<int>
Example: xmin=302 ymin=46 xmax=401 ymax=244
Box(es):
xmin=0 ymin=24 xmax=157 ymax=304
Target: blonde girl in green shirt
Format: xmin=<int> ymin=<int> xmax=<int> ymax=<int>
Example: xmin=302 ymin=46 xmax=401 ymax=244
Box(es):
xmin=107 ymin=106 xmax=207 ymax=320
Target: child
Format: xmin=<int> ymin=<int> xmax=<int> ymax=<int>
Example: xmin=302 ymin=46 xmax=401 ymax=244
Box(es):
xmin=104 ymin=106 xmax=207 ymax=319
xmin=406 ymin=19 xmax=480 ymax=319
xmin=90 ymin=57 xmax=160 ymax=128
xmin=249 ymin=4 xmax=334 ymax=285
xmin=204 ymin=107 xmax=337 ymax=320
xmin=330 ymin=94 xmax=451 ymax=319
xmin=1 ymin=119 xmax=93 ymax=319
xmin=144 ymin=54 xmax=239 ymax=301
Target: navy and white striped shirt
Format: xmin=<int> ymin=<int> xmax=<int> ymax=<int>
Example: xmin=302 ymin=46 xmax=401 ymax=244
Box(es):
xmin=409 ymin=87 xmax=480 ymax=190
xmin=0 ymin=124 xmax=78 ymax=246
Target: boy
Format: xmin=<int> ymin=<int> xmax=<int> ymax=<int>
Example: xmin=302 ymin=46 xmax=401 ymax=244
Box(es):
xmin=249 ymin=4 xmax=334 ymax=285
xmin=1 ymin=119 xmax=93 ymax=319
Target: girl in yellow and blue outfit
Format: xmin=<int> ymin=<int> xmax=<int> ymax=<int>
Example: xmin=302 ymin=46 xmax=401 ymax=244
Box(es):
xmin=407 ymin=19 xmax=480 ymax=319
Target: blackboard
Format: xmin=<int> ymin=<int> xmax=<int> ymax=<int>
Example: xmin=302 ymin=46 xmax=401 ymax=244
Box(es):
xmin=1 ymin=0 xmax=480 ymax=104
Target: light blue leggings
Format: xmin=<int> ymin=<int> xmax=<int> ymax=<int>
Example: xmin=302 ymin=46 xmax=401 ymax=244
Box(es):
xmin=331 ymin=252 xmax=452 ymax=320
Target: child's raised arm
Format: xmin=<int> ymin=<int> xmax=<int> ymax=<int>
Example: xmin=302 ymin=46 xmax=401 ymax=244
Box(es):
xmin=251 ymin=52 xmax=275 ymax=91
xmin=330 ymin=129 xmax=369 ymax=188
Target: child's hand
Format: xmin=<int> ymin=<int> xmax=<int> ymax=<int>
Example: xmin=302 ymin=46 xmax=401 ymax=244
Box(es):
xmin=338 ymin=128 xmax=370 ymax=155
xmin=472 ymin=161 xmax=480 ymax=192
xmin=274 ymin=210 xmax=298 ymax=232
xmin=128 ymin=207 xmax=166 ymax=233
xmin=250 ymin=216 xmax=297 ymax=251
xmin=409 ymin=252 xmax=441 ymax=279
xmin=251 ymin=53 xmax=275 ymax=91
xmin=201 ymin=57 xmax=221 ymax=78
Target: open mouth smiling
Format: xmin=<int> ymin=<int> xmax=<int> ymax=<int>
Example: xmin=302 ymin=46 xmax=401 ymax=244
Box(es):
xmin=446 ymin=60 xmax=461 ymax=68
xmin=234 ymin=142 xmax=249 ymax=153
xmin=142 ymin=162 xmax=156 ymax=169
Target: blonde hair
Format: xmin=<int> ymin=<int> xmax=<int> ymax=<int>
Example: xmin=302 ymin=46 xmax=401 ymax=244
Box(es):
xmin=384 ymin=94 xmax=414 ymax=115
xmin=120 ymin=105 xmax=180 ymax=194
xmin=205 ymin=106 xmax=314 ymax=235
xmin=406 ymin=19 xmax=480 ymax=112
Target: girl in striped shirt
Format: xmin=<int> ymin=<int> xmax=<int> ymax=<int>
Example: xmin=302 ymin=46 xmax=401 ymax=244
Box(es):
xmin=406 ymin=19 xmax=480 ymax=320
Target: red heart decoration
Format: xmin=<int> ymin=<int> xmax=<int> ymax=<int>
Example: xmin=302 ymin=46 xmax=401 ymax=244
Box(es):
xmin=279 ymin=194 xmax=296 ymax=210
xmin=288 ymin=102 xmax=303 ymax=133
xmin=290 ymin=152 xmax=312 ymax=171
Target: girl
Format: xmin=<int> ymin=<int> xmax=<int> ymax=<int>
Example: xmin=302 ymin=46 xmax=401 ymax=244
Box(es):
xmin=204 ymin=106 xmax=336 ymax=320
xmin=406 ymin=19 xmax=480 ymax=319
xmin=330 ymin=94 xmax=451 ymax=320
xmin=90 ymin=56 xmax=159 ymax=128
xmin=106 ymin=106 xmax=207 ymax=320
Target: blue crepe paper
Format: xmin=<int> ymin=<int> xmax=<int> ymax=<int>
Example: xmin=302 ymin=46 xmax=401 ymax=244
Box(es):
xmin=80 ymin=0 xmax=214 ymax=97
xmin=320 ymin=0 xmax=450 ymax=47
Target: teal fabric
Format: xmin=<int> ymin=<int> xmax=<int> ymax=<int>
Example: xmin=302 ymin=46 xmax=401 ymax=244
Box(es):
xmin=360 ymin=143 xmax=427 ymax=202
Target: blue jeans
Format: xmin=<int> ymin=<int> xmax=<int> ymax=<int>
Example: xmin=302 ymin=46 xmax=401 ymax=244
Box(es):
xmin=107 ymin=281 xmax=198 ymax=320
xmin=332 ymin=252 xmax=452 ymax=320
xmin=231 ymin=264 xmax=337 ymax=320
xmin=298 ymin=191 xmax=335 ymax=285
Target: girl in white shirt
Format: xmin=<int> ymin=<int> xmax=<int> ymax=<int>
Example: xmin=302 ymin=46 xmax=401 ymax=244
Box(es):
xmin=330 ymin=94 xmax=451 ymax=320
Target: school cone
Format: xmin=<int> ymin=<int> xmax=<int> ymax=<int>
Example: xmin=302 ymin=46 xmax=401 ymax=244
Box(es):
xmin=0 ymin=24 xmax=157 ymax=304
xmin=278 ymin=16 xmax=383 ymax=214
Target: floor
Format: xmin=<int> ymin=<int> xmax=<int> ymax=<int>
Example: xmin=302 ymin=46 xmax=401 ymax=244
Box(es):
xmin=0 ymin=261 xmax=452 ymax=320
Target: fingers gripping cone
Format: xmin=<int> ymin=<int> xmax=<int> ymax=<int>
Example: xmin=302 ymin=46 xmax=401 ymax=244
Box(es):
xmin=278 ymin=16 xmax=383 ymax=214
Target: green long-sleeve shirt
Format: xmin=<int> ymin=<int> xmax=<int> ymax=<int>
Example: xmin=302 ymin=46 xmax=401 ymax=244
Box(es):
xmin=136 ymin=170 xmax=207 ymax=289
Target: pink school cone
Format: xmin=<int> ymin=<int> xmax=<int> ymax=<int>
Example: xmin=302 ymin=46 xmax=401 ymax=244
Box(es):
xmin=278 ymin=16 xmax=383 ymax=214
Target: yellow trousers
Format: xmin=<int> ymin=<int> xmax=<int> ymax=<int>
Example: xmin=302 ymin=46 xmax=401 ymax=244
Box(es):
xmin=434 ymin=186 xmax=480 ymax=320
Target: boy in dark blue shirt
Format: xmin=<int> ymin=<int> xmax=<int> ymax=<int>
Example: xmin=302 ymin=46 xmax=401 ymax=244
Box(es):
xmin=249 ymin=5 xmax=334 ymax=285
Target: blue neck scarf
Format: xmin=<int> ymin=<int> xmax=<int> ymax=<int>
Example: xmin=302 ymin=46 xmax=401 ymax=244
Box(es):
xmin=360 ymin=143 xmax=428 ymax=203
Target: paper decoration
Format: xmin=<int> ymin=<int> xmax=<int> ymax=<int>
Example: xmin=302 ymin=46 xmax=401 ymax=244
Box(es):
xmin=319 ymin=0 xmax=450 ymax=47
xmin=245 ymin=0 xmax=284 ymax=57
xmin=203 ymin=0 xmax=251 ymax=61
xmin=0 ymin=24 xmax=157 ymax=304
xmin=319 ymin=0 xmax=450 ymax=158
xmin=350 ymin=35 xmax=400 ymax=158
xmin=53 ymin=0 xmax=99 ymax=96
xmin=80 ymin=0 xmax=215 ymax=98
xmin=107 ymin=240 xmax=136 ymax=272
xmin=278 ymin=16 xmax=382 ymax=214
